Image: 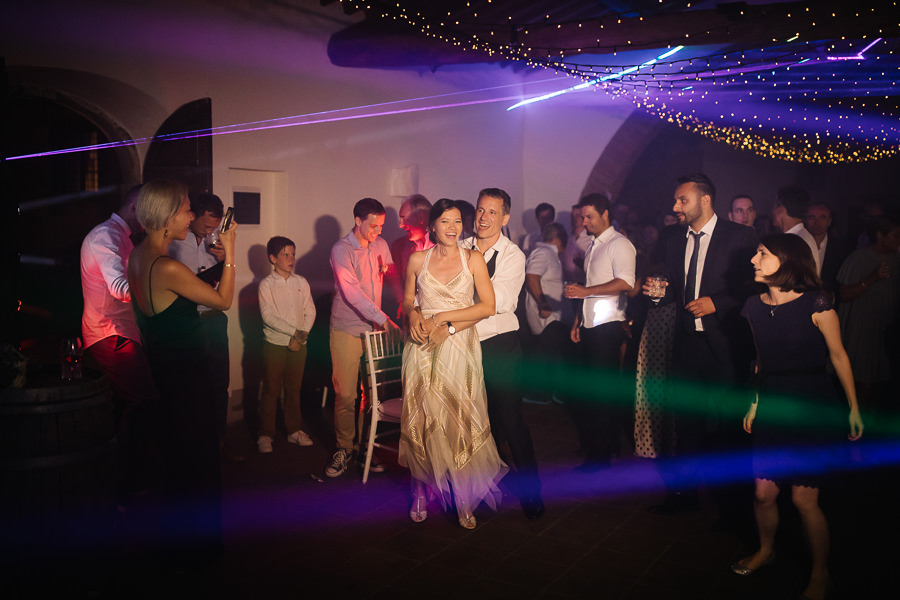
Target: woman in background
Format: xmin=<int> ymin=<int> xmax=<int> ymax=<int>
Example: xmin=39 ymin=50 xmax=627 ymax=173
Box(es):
xmin=836 ymin=214 xmax=900 ymax=419
xmin=732 ymin=234 xmax=863 ymax=600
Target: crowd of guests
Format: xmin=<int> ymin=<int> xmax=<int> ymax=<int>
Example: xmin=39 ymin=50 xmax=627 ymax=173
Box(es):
xmin=78 ymin=175 xmax=898 ymax=595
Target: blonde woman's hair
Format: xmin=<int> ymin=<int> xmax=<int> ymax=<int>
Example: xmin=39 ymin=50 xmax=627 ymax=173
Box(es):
xmin=136 ymin=180 xmax=189 ymax=231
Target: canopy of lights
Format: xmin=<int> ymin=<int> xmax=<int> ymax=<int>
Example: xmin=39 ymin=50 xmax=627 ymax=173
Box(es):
xmin=328 ymin=0 xmax=900 ymax=164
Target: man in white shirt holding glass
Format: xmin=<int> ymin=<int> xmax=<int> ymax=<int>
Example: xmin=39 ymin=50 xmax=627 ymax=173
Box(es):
xmin=565 ymin=193 xmax=636 ymax=473
xmin=169 ymin=193 xmax=238 ymax=461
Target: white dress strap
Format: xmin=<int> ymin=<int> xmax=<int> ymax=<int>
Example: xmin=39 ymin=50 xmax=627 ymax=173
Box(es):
xmin=458 ymin=246 xmax=472 ymax=276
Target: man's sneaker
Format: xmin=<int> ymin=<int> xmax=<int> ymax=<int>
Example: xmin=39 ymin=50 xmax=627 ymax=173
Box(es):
xmin=325 ymin=449 xmax=351 ymax=478
xmin=257 ymin=435 xmax=274 ymax=454
xmin=287 ymin=430 xmax=314 ymax=447
xmin=359 ymin=453 xmax=386 ymax=473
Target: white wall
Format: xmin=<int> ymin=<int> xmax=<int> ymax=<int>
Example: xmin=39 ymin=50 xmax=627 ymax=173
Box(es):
xmin=520 ymin=100 xmax=635 ymax=234
xmin=3 ymin=0 xmax=634 ymax=394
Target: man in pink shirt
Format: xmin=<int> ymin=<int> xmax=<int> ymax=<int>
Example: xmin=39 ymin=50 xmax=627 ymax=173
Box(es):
xmin=80 ymin=184 xmax=158 ymax=503
xmin=326 ymin=198 xmax=399 ymax=478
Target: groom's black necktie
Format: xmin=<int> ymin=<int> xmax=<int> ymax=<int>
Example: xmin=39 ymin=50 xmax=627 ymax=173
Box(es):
xmin=485 ymin=249 xmax=498 ymax=278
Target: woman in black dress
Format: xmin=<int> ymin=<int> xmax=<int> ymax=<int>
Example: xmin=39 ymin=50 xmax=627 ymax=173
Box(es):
xmin=127 ymin=180 xmax=237 ymax=567
xmin=731 ymin=234 xmax=863 ymax=600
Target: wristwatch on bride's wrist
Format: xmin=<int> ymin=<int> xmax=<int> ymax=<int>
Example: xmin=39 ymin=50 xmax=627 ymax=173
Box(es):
xmin=446 ymin=322 xmax=456 ymax=335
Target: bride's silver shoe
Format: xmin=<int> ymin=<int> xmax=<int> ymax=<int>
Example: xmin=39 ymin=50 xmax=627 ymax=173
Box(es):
xmin=409 ymin=493 xmax=427 ymax=523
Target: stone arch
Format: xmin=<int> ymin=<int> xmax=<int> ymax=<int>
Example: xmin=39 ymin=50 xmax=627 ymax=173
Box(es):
xmin=580 ymin=111 xmax=664 ymax=202
xmin=7 ymin=66 xmax=169 ymax=184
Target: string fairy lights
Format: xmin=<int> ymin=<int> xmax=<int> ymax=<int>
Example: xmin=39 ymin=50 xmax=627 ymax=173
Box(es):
xmin=334 ymin=0 xmax=900 ymax=163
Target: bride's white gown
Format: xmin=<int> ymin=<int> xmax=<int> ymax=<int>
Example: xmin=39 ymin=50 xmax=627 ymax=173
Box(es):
xmin=399 ymin=246 xmax=507 ymax=512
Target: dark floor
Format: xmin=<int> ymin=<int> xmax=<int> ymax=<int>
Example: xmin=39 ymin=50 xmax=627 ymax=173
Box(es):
xmin=7 ymin=399 xmax=898 ymax=599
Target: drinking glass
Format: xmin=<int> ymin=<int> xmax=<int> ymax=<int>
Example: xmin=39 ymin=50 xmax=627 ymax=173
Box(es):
xmin=205 ymin=230 xmax=220 ymax=250
xmin=60 ymin=336 xmax=84 ymax=380
xmin=646 ymin=275 xmax=668 ymax=305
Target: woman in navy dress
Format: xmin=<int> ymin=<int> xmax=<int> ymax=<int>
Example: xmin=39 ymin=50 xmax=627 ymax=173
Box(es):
xmin=730 ymin=234 xmax=863 ymax=600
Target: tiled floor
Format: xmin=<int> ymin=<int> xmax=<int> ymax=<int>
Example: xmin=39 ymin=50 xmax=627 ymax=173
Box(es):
xmin=214 ymin=400 xmax=897 ymax=599
xmin=8 ymin=400 xmax=897 ymax=599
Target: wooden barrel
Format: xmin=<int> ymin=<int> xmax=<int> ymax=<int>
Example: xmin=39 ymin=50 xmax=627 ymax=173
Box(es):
xmin=1 ymin=367 xmax=118 ymax=593
xmin=0 ymin=367 xmax=116 ymax=521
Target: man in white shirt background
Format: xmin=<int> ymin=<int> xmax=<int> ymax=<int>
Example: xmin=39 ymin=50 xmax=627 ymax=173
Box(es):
xmin=523 ymin=222 xmax=572 ymax=405
xmin=564 ymin=194 xmax=636 ymax=473
xmin=563 ymin=203 xmax=592 ymax=284
xmin=773 ymin=185 xmax=821 ymax=275
xmin=805 ymin=202 xmax=845 ymax=295
xmin=169 ymin=193 xmax=240 ymax=462
xmin=520 ymin=202 xmax=556 ymax=258
xmin=80 ymin=184 xmax=158 ymax=503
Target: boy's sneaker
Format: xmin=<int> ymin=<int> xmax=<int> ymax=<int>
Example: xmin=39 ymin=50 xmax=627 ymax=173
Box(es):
xmin=257 ymin=435 xmax=274 ymax=454
xmin=287 ymin=430 xmax=314 ymax=447
xmin=325 ymin=449 xmax=351 ymax=478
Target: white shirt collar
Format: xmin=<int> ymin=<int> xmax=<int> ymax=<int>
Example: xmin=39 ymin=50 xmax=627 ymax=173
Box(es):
xmin=686 ymin=213 xmax=718 ymax=238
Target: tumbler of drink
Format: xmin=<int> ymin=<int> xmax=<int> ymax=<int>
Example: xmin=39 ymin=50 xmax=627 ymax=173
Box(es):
xmin=206 ymin=230 xmax=220 ymax=251
xmin=646 ymin=275 xmax=667 ymax=305
xmin=60 ymin=336 xmax=84 ymax=381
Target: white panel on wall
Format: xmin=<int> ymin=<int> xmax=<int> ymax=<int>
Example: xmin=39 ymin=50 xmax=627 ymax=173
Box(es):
xmin=390 ymin=165 xmax=418 ymax=197
xmin=225 ymin=167 xmax=287 ymax=408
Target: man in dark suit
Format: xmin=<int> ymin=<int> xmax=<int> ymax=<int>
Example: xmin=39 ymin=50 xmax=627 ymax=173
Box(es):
xmin=647 ymin=173 xmax=758 ymax=515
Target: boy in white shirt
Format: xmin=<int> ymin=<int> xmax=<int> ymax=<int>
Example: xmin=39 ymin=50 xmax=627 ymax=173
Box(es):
xmin=257 ymin=236 xmax=317 ymax=453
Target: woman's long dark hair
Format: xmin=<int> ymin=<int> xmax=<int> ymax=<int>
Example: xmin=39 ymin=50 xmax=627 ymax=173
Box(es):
xmin=759 ymin=233 xmax=821 ymax=292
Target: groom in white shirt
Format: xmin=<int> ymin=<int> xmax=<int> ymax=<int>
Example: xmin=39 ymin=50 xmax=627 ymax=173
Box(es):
xmin=463 ymin=188 xmax=544 ymax=520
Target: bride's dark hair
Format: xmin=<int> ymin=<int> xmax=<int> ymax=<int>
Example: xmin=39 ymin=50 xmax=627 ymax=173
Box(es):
xmin=428 ymin=198 xmax=462 ymax=244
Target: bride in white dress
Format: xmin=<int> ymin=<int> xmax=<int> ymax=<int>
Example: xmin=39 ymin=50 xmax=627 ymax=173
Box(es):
xmin=399 ymin=199 xmax=508 ymax=529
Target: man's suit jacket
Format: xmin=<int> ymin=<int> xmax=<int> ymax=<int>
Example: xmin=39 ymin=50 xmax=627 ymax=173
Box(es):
xmin=819 ymin=235 xmax=846 ymax=296
xmin=661 ymin=218 xmax=759 ymax=379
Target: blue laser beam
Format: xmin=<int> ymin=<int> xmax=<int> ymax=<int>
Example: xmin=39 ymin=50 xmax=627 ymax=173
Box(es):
xmin=827 ymin=37 xmax=882 ymax=61
xmin=507 ymin=46 xmax=685 ymax=111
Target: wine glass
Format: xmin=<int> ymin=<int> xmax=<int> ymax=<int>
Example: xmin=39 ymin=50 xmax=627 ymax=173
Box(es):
xmin=60 ymin=336 xmax=84 ymax=380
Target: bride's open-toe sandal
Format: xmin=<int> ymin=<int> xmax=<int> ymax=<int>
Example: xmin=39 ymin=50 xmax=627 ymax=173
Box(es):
xmin=409 ymin=493 xmax=427 ymax=523
xmin=457 ymin=506 xmax=476 ymax=530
